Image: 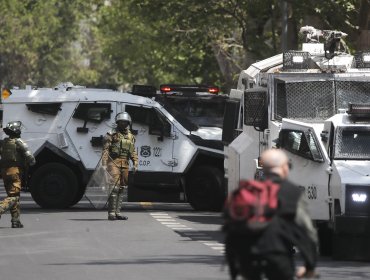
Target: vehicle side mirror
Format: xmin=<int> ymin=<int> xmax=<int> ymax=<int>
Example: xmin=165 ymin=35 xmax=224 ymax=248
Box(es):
xmin=320 ymin=130 xmax=329 ymax=142
xmin=244 ymin=88 xmax=268 ymax=132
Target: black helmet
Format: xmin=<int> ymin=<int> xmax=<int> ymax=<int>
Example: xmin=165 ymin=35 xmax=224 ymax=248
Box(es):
xmin=4 ymin=121 xmax=22 ymax=136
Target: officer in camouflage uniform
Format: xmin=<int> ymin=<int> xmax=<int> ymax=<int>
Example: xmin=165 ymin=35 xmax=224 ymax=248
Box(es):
xmin=102 ymin=112 xmax=138 ymax=221
xmin=0 ymin=121 xmax=35 ymax=228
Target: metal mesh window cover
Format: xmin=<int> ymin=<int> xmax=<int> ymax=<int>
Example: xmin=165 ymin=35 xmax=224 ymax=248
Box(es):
xmin=354 ymin=52 xmax=370 ymax=68
xmin=273 ymin=74 xmax=370 ymax=121
xmin=334 ymin=126 xmax=370 ymax=159
xmin=244 ymin=90 xmax=267 ymax=126
xmin=335 ymin=80 xmax=370 ymax=109
xmin=275 ymin=80 xmax=335 ymax=121
xmin=283 ymin=51 xmax=310 ymax=70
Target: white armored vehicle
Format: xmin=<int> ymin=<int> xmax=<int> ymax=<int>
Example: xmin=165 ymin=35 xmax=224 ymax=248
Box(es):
xmin=0 ymin=83 xmax=226 ymax=211
xmin=223 ymin=26 xmax=370 ymax=259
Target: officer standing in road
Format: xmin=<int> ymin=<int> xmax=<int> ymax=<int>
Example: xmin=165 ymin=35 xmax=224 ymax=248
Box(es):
xmin=0 ymin=121 xmax=35 ymax=228
xmin=102 ymin=112 xmax=138 ymax=221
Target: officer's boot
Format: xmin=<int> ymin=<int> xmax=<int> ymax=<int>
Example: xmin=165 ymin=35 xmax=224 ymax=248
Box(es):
xmin=11 ymin=212 xmax=23 ymax=228
xmin=11 ymin=221 xmax=24 ymax=228
xmin=10 ymin=197 xmax=23 ymax=228
xmin=115 ymin=186 xmax=128 ymax=220
xmin=108 ymin=187 xmax=117 ymax=220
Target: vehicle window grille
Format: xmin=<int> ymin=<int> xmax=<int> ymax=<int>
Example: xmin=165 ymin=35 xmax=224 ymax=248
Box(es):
xmin=336 ymin=81 xmax=370 ymax=109
xmin=334 ymin=127 xmax=370 ymax=159
xmin=274 ymin=77 xmax=370 ymax=122
xmin=283 ymin=51 xmax=310 ymax=70
xmin=275 ymin=81 xmax=335 ymax=121
xmin=244 ymin=91 xmax=266 ymax=126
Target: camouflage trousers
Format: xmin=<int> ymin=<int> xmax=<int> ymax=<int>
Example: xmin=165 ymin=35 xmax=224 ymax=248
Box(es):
xmin=107 ymin=159 xmax=129 ymax=217
xmin=0 ymin=167 xmax=22 ymax=222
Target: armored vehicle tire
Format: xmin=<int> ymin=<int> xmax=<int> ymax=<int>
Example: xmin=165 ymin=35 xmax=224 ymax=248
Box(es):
xmin=186 ymin=165 xmax=224 ymax=211
xmin=69 ymin=186 xmax=86 ymax=207
xmin=30 ymin=163 xmax=78 ymax=209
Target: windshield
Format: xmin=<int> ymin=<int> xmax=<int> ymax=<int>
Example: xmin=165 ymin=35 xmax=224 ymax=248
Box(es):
xmin=334 ymin=126 xmax=370 ymax=159
xmin=157 ymin=96 xmax=226 ymax=128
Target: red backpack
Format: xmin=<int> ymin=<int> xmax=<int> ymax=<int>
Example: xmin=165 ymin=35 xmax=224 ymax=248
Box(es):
xmin=223 ymin=179 xmax=280 ymax=234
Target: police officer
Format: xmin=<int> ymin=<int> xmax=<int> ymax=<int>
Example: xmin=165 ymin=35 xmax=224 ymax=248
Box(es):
xmin=0 ymin=121 xmax=35 ymax=228
xmin=102 ymin=112 xmax=138 ymax=221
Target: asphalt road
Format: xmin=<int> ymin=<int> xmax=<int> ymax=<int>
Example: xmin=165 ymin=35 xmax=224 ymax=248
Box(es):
xmin=0 ymin=192 xmax=369 ymax=280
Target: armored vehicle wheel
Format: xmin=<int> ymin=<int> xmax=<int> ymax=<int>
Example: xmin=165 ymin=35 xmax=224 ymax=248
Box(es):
xmin=30 ymin=163 xmax=78 ymax=209
xmin=69 ymin=186 xmax=86 ymax=207
xmin=186 ymin=165 xmax=224 ymax=211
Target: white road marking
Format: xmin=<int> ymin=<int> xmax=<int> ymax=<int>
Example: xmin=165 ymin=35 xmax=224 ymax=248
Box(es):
xmin=202 ymin=242 xmax=224 ymax=246
xmin=182 ymin=232 xmax=207 ymax=235
xmin=166 ymin=224 xmax=187 ymax=228
xmin=148 ymin=211 xmax=224 ymax=254
xmin=211 ymin=247 xmax=225 ymax=250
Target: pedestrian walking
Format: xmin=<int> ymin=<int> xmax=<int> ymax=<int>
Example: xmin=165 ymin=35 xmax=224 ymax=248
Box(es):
xmin=102 ymin=112 xmax=138 ymax=221
xmin=0 ymin=121 xmax=35 ymax=228
xmin=223 ymin=148 xmax=318 ymax=280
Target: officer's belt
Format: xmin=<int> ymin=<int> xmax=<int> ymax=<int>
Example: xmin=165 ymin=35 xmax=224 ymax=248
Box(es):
xmin=109 ymin=154 xmax=129 ymax=159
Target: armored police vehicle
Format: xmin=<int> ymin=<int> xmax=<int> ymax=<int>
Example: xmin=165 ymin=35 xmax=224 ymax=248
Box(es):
xmin=0 ymin=83 xmax=226 ymax=211
xmin=223 ymin=26 xmax=370 ymax=259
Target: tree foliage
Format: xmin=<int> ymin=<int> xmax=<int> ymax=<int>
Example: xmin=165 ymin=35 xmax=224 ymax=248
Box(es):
xmin=0 ymin=0 xmax=367 ymax=92
xmin=0 ymin=0 xmax=89 ymax=87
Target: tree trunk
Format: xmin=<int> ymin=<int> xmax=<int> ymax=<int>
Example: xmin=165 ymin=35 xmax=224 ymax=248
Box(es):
xmin=211 ymin=43 xmax=239 ymax=94
xmin=357 ymin=0 xmax=370 ymax=50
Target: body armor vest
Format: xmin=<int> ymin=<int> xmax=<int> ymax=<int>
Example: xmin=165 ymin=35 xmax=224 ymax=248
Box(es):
xmin=1 ymin=138 xmax=23 ymax=165
xmin=109 ymin=131 xmax=134 ymax=159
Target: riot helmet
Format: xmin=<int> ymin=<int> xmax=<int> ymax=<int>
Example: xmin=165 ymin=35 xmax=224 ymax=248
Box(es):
xmin=115 ymin=112 xmax=132 ymax=124
xmin=3 ymin=121 xmax=22 ymax=137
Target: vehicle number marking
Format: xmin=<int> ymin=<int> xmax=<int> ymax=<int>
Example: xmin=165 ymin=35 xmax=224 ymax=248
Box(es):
xmin=307 ymin=185 xmax=317 ymax=200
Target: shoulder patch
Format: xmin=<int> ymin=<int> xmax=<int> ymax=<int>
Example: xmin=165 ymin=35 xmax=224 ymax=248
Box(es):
xmin=106 ymin=129 xmax=116 ymax=136
xmin=15 ymin=138 xmax=26 ymax=145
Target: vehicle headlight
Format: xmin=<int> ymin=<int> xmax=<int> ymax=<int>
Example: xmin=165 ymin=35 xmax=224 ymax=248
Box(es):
xmin=351 ymin=193 xmax=367 ymax=203
xmin=346 ymin=185 xmax=370 ymax=216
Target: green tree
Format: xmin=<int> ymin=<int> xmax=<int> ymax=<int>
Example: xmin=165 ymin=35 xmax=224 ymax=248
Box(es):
xmin=0 ymin=0 xmax=86 ymax=87
xmin=0 ymin=0 xmax=368 ymax=92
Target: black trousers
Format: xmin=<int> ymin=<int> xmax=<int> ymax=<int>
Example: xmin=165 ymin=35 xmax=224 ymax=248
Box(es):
xmin=225 ymin=235 xmax=295 ymax=280
xmin=241 ymin=254 xmax=295 ymax=280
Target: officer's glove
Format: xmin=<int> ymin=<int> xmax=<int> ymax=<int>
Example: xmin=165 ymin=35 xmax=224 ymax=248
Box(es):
xmin=29 ymin=158 xmax=36 ymax=166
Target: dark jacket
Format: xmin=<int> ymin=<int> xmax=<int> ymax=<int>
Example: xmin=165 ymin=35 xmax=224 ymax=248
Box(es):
xmin=253 ymin=173 xmax=318 ymax=270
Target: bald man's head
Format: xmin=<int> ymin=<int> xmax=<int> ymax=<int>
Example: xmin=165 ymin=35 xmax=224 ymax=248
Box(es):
xmin=261 ymin=149 xmax=290 ymax=179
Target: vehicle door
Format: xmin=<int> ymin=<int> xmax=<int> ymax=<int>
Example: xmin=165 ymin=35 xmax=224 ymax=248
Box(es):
xmin=124 ymin=104 xmax=174 ymax=172
xmin=65 ymin=101 xmax=117 ymax=169
xmin=279 ymin=119 xmax=331 ymax=221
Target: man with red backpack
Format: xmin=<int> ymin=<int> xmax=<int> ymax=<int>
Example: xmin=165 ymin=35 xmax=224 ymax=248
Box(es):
xmin=223 ymin=149 xmax=318 ymax=280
